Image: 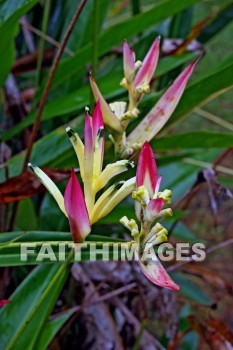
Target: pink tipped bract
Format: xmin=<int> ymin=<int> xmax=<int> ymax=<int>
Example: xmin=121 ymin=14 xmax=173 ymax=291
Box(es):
xmin=139 ymin=259 xmax=180 ymax=291
xmin=136 ymin=141 xmax=158 ymax=197
xmin=64 ymin=169 xmax=91 ymax=243
xmin=134 ymin=36 xmax=160 ymax=87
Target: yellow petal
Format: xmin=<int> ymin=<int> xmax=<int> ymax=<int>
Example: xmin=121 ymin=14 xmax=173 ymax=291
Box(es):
xmin=66 ymin=127 xmax=84 ymax=180
xmin=91 ymin=177 xmax=136 ymax=224
xmin=95 ymin=160 xmax=134 ymax=192
xmin=90 ymin=182 xmax=122 ymax=224
xmin=28 ymin=164 xmax=67 ymax=216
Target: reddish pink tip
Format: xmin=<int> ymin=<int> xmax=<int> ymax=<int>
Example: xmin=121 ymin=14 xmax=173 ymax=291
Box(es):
xmin=123 ymin=40 xmax=135 ymax=81
xmin=92 ymin=100 xmax=104 ymax=172
xmin=92 ymin=100 xmax=104 ymax=137
xmin=84 ymin=111 xmax=93 ymax=154
xmin=134 ymin=36 xmax=160 ymax=87
xmin=139 ymin=259 xmax=180 ymax=291
xmin=145 ymin=198 xmax=164 ymax=222
xmin=64 ymin=169 xmax=91 ymax=243
xmin=136 ymin=142 xmax=158 ymax=197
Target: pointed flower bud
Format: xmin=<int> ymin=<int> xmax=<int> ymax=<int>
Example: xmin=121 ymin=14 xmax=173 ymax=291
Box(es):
xmin=64 ymin=169 xmax=91 ymax=243
xmin=92 ymin=101 xmax=104 ymax=179
xmin=136 ymin=141 xmax=158 ymax=197
xmin=134 ymin=36 xmax=160 ymax=89
xmin=123 ymin=40 xmax=136 ymax=83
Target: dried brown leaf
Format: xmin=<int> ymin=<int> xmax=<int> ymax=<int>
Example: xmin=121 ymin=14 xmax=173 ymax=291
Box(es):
xmin=0 ymin=168 xmax=69 ymax=204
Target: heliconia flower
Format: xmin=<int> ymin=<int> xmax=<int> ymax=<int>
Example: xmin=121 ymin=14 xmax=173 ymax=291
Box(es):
xmin=29 ymin=102 xmax=135 ymax=243
xmin=90 ymin=37 xmax=161 ymax=134
xmin=123 ymin=40 xmax=136 ymax=83
xmin=127 ymin=57 xmax=200 ymax=147
xmin=89 ymin=38 xmax=199 ymax=158
xmin=0 ymin=300 xmax=11 ymax=307
xmin=134 ymin=36 xmax=160 ymax=92
xmin=64 ymin=169 xmax=91 ymax=243
xmin=121 ymin=141 xmax=179 ymax=291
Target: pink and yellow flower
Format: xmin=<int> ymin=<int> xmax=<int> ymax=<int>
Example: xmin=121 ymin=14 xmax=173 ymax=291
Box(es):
xmin=120 ymin=142 xmax=179 ymax=291
xmin=29 ymin=102 xmax=135 ymax=243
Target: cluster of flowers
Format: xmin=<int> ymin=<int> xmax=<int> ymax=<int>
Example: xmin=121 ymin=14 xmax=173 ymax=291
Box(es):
xmin=27 ymin=37 xmax=199 ymax=292
xmin=90 ymin=37 xmax=198 ymax=157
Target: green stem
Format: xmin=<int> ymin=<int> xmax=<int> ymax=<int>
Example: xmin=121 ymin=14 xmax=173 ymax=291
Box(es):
xmin=6 ymin=251 xmax=73 ymax=350
xmin=90 ymin=0 xmax=99 ymax=109
xmin=35 ymin=0 xmax=51 ymax=94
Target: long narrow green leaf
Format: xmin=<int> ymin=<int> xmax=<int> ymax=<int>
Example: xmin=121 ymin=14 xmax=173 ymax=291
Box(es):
xmin=36 ymin=309 xmax=76 ymax=350
xmin=0 ymin=231 xmax=126 ymax=266
xmin=0 ymin=0 xmax=39 ymax=85
xmin=152 ymin=131 xmax=233 ymax=150
xmin=198 ymin=3 xmax=233 ymax=43
xmin=0 ymin=231 xmax=123 ymax=244
xmin=173 ymin=273 xmax=212 ymax=305
xmin=0 ymin=260 xmax=70 ymax=349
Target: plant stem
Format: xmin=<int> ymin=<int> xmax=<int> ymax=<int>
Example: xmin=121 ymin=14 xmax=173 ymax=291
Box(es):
xmin=22 ymin=0 xmax=87 ymax=172
xmin=90 ymin=0 xmax=99 ymax=109
xmin=20 ymin=19 xmax=74 ymax=56
xmin=196 ymin=107 xmax=233 ymax=132
xmin=34 ymin=0 xmax=51 ymax=94
xmin=182 ymin=158 xmax=233 ymax=176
